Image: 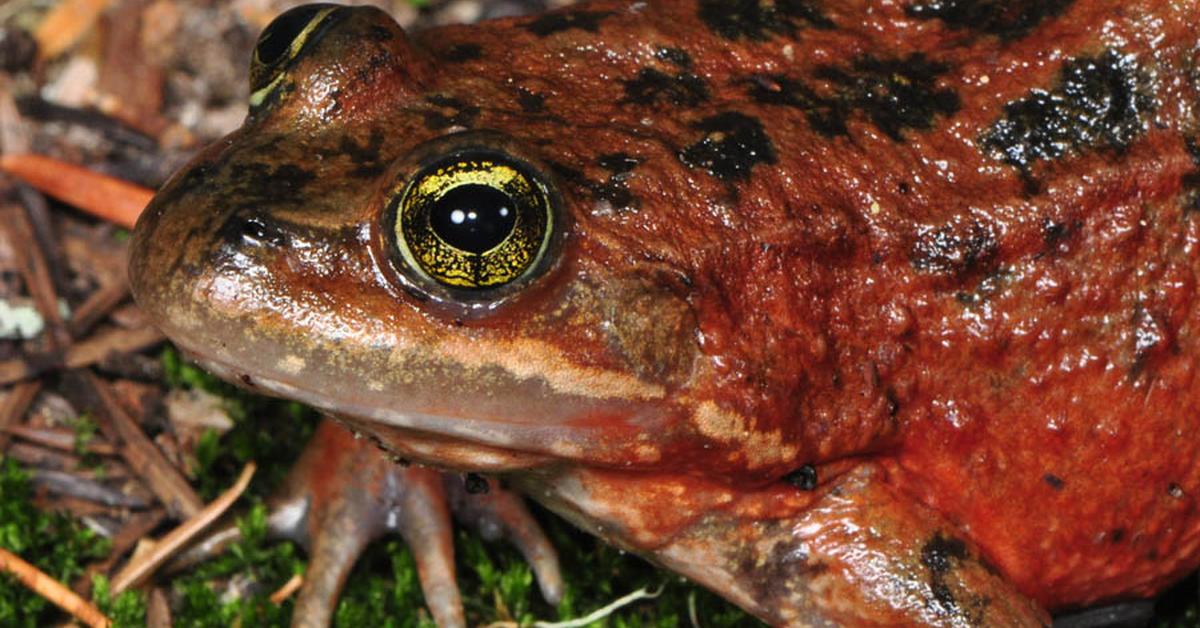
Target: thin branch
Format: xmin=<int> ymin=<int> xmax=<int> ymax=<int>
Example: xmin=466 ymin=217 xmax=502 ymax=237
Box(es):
xmin=0 ymin=547 xmax=110 ymax=628
xmin=533 ymin=585 xmax=665 ymax=628
xmin=111 ymin=462 xmax=255 ymax=594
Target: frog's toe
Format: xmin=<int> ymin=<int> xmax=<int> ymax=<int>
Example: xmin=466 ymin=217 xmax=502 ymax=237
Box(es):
xmin=444 ymin=474 xmax=564 ymax=604
xmin=262 ymin=419 xmax=474 ymax=627
xmin=265 ymin=420 xmax=466 ymax=627
xmin=174 ymin=420 xmax=560 ymax=627
xmin=392 ymin=468 xmax=466 ymax=628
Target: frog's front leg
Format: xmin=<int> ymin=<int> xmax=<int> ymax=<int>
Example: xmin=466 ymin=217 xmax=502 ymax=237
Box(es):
xmin=174 ymin=419 xmax=561 ymax=627
xmin=525 ymin=463 xmax=1049 ymax=627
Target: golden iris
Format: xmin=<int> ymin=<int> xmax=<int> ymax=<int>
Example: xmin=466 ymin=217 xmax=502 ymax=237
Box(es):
xmin=393 ymin=153 xmax=553 ymax=290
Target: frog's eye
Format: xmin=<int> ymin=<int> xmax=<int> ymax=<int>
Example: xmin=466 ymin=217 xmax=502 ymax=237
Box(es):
xmin=390 ymin=152 xmax=555 ymax=294
xmin=249 ymin=4 xmax=341 ymax=108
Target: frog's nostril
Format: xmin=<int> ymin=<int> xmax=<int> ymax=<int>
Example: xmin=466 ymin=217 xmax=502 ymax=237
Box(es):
xmin=219 ymin=213 xmax=288 ymax=248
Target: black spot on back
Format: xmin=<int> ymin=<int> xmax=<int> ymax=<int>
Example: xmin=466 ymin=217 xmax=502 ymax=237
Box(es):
xmin=525 ymin=10 xmax=612 ymax=37
xmin=1131 ymin=305 xmax=1169 ymax=379
xmin=698 ymin=0 xmax=833 ymax=41
xmin=905 ymin=0 xmax=1074 ymax=38
xmin=1043 ymin=473 xmax=1065 ymax=490
xmin=594 ymin=154 xmax=643 ymax=212
xmin=910 ymin=219 xmax=998 ymax=274
xmin=549 ymin=156 xmax=643 ymax=214
xmin=655 ymin=46 xmax=693 ymax=68
xmin=1041 ymin=218 xmax=1067 ymax=245
xmin=597 ymin=153 xmax=640 ymax=174
xmin=463 ymin=473 xmax=489 ymax=494
xmin=678 ymin=112 xmax=777 ymax=181
xmin=623 ymin=68 xmax=710 ymax=107
xmin=1181 ymin=137 xmax=1200 ymax=214
xmin=749 ymin=75 xmax=848 ymax=135
xmin=516 ymin=88 xmax=547 ymax=113
xmin=443 ymin=43 xmax=483 ymax=62
xmin=749 ymin=54 xmax=960 ymax=141
xmin=980 ymin=49 xmax=1155 ymax=177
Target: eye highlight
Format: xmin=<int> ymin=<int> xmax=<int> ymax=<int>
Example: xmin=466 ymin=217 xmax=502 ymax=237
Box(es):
xmin=391 ymin=152 xmax=555 ymax=293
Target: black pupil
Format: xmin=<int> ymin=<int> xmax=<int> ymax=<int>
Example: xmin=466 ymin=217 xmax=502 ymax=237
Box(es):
xmin=429 ymin=184 xmax=517 ymax=254
xmin=256 ymin=5 xmax=327 ymax=66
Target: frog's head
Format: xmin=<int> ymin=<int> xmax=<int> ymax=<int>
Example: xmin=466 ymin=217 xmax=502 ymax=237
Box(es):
xmin=129 ymin=4 xmax=737 ymax=473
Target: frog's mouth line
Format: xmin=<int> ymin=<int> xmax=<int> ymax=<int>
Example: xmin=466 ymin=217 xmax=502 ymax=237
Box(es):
xmin=185 ymin=350 xmax=619 ymax=471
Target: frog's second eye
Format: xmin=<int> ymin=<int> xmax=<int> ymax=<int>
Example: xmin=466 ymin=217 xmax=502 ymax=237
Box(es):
xmin=249 ymin=4 xmax=340 ymax=106
xmin=390 ymin=152 xmax=555 ymax=295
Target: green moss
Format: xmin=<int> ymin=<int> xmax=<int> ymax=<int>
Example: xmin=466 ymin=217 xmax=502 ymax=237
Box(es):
xmin=171 ymin=503 xmax=302 ymax=626
xmin=71 ymin=413 xmax=102 ymax=471
xmin=91 ymin=576 xmax=146 ymax=628
xmin=0 ymin=458 xmax=111 ymax=626
xmin=333 ymin=541 xmax=436 ymax=628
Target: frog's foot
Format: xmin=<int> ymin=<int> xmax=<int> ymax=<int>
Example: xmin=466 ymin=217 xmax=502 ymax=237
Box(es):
xmin=529 ymin=463 xmax=1050 ymax=627
xmin=173 ymin=419 xmax=561 ymax=628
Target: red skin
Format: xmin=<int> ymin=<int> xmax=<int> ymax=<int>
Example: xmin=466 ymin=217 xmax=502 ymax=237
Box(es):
xmin=130 ymin=0 xmax=1200 ymax=623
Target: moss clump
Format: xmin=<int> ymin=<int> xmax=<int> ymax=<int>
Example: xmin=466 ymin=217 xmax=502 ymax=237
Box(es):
xmin=91 ymin=576 xmax=146 ymax=628
xmin=171 ymin=502 xmax=303 ymax=626
xmin=0 ymin=458 xmax=111 ymax=626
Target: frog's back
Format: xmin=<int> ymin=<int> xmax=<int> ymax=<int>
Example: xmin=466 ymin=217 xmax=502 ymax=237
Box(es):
xmin=421 ymin=0 xmax=1200 ymax=608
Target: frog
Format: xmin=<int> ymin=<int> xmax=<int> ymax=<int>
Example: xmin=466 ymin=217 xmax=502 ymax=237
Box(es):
xmin=126 ymin=0 xmax=1200 ymax=625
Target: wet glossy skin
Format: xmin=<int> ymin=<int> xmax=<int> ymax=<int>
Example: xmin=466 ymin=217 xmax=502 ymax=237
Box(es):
xmin=130 ymin=0 xmax=1200 ymax=625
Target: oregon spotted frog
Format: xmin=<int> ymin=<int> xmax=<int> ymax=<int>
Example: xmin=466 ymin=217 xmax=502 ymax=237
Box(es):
xmin=129 ymin=1 xmax=1200 ymax=625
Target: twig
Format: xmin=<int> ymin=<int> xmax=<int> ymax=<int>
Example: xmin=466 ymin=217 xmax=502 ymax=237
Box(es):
xmin=111 ymin=462 xmax=255 ymax=593
xmin=0 ymin=547 xmax=110 ymax=628
xmin=270 ymin=573 xmax=304 ymax=605
xmin=0 ymin=154 xmax=153 ymax=229
xmin=0 ymin=325 xmax=164 ymax=386
xmin=68 ymin=279 xmax=130 ymax=339
xmin=77 ymin=508 xmax=166 ymax=596
xmin=17 ymin=185 xmax=73 ymax=300
xmin=31 ymin=468 xmax=148 ymax=509
xmin=6 ymin=441 xmax=81 ymax=471
xmin=5 ymin=203 xmax=70 ymax=349
xmin=533 ymin=585 xmax=664 ymax=628
xmin=3 ymin=424 xmax=117 ymax=455
xmin=68 ymin=370 xmax=202 ymax=518
xmin=0 ymin=380 xmax=40 ymax=453
xmin=147 ymin=586 xmax=171 ymax=628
